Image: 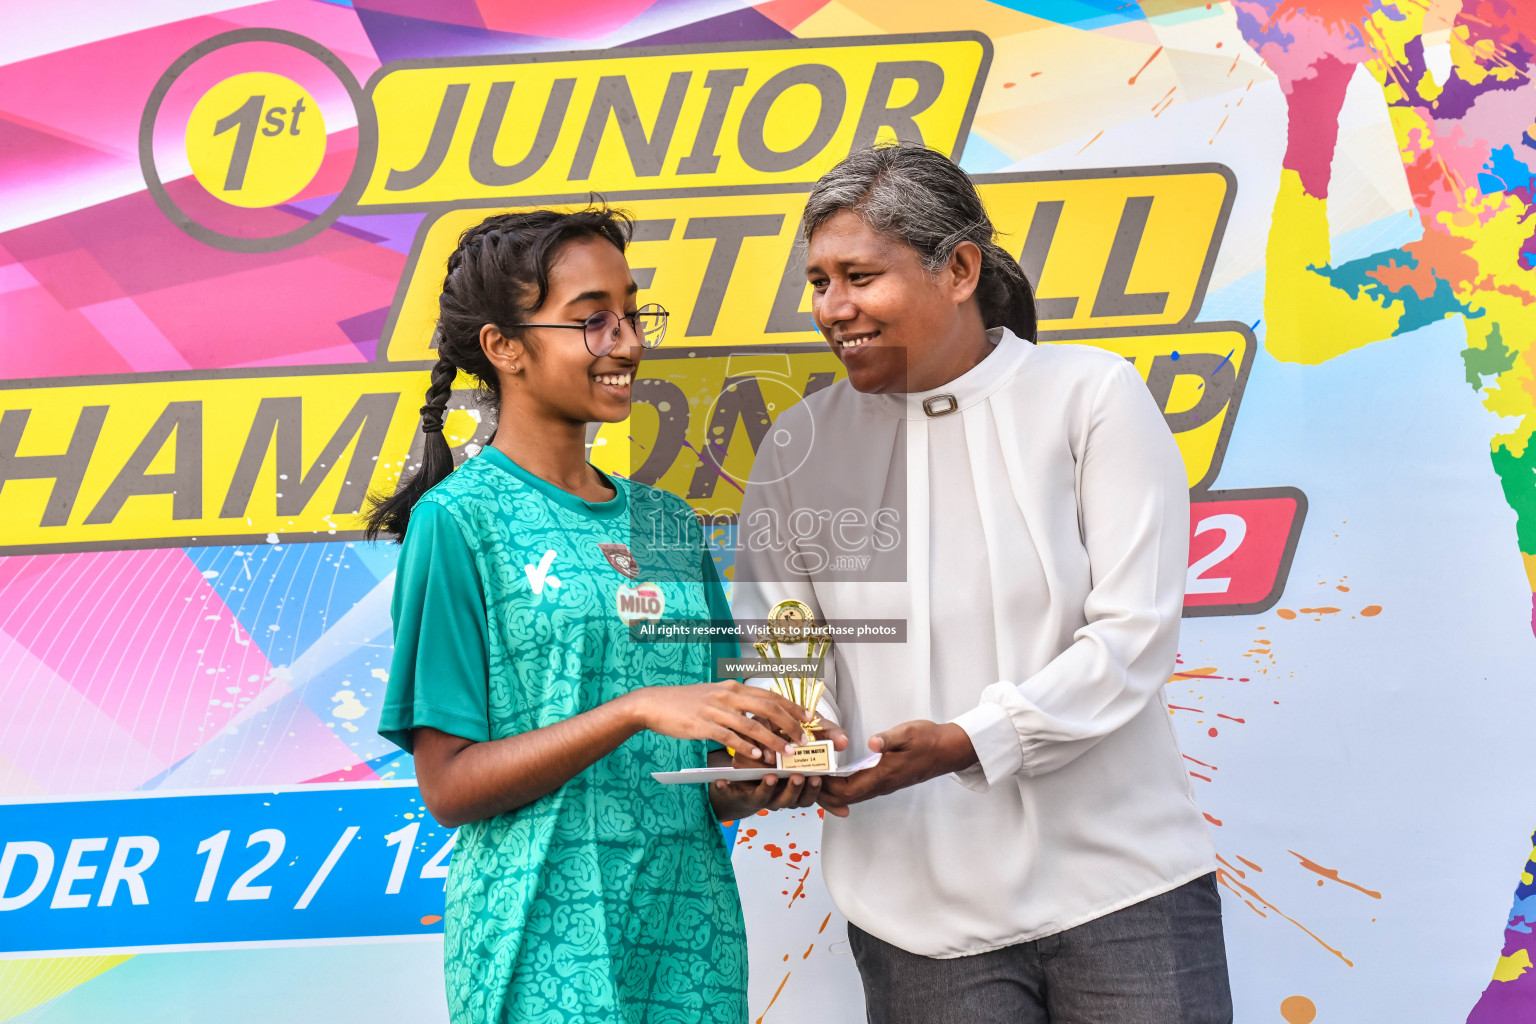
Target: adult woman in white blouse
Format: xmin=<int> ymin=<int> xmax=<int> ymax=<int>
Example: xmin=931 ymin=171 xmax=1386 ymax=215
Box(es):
xmin=731 ymin=145 xmax=1231 ymax=1023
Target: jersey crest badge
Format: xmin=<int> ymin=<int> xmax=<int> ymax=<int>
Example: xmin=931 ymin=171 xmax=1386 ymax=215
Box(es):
xmin=598 ymin=542 xmax=639 ymax=579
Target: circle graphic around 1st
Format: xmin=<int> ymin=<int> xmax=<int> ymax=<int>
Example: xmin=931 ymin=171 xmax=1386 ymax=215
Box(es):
xmin=186 ymin=72 xmax=326 ymax=208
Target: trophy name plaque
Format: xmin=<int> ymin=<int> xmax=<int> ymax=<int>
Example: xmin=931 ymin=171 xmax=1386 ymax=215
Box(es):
xmin=755 ymin=599 xmax=835 ymax=772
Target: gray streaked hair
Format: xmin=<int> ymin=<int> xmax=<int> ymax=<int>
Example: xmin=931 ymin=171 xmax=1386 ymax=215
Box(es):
xmin=801 ymin=143 xmax=1037 ymax=341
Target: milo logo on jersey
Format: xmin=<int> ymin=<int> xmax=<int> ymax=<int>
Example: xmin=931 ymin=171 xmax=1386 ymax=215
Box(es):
xmin=616 ymin=583 xmax=666 ymax=625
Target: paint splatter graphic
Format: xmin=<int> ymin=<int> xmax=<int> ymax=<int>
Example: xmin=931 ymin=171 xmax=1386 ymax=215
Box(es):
xmin=1170 ymin=599 xmax=1394 ymax=978
xmin=1466 ymin=834 xmax=1536 ymax=1016
xmin=1234 ymin=0 xmax=1536 ymax=634
xmin=1281 ymin=994 xmax=1319 ymax=1023
xmin=1232 ymin=2 xmax=1536 ymax=1014
xmin=735 ymin=806 xmax=838 ymax=1016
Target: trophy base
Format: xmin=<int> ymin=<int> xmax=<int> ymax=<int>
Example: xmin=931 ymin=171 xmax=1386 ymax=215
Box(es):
xmin=777 ymin=740 xmax=834 ymax=772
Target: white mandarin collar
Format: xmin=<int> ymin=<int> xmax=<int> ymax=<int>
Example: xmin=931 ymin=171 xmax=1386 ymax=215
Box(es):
xmin=871 ymin=327 xmax=1034 ymax=421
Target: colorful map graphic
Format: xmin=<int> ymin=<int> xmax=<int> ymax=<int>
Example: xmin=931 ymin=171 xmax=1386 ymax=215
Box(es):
xmin=1230 ymin=3 xmax=1536 ymax=1013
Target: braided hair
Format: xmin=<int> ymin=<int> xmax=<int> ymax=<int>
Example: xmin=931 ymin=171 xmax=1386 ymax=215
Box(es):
xmin=365 ymin=206 xmax=632 ymax=540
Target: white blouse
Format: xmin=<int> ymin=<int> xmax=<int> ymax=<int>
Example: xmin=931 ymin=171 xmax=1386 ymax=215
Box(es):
xmin=732 ymin=328 xmax=1217 ymax=958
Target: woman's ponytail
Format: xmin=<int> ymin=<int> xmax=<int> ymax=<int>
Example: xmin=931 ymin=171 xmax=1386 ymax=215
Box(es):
xmin=978 ymin=240 xmax=1038 ymax=342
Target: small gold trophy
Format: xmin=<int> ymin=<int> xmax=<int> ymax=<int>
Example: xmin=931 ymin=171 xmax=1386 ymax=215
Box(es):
xmin=755 ymin=599 xmax=836 ymax=771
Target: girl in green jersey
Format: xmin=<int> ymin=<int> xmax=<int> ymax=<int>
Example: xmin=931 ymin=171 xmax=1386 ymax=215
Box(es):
xmin=369 ymin=209 xmax=817 ymax=1024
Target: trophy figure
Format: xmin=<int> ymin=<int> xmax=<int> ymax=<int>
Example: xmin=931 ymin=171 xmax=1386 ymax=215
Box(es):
xmin=755 ymin=599 xmax=836 ymax=771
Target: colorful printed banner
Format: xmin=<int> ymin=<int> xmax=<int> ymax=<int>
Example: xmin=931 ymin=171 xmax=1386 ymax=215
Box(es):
xmin=0 ymin=784 xmax=452 ymax=956
xmin=3 ymin=2 xmax=1535 ymax=1023
xmin=1185 ymin=489 xmax=1306 ymax=615
xmin=359 ymin=35 xmax=991 ymax=206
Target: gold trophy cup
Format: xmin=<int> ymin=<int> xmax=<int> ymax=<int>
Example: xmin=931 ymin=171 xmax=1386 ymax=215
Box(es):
xmin=755 ymin=599 xmax=836 ymax=771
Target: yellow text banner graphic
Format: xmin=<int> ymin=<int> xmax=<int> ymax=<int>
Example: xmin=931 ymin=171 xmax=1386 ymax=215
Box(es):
xmin=589 ymin=348 xmax=848 ymax=521
xmin=0 ymin=368 xmax=427 ymax=553
xmin=588 ymin=325 xmax=1251 ymax=518
xmin=976 ymin=166 xmax=1233 ymax=332
xmin=0 ymin=327 xmax=1248 ymax=550
xmin=361 ymin=34 xmax=990 ymax=208
xmin=1049 ymin=324 xmax=1254 ymax=493
xmin=382 ymin=165 xmax=1233 ymax=362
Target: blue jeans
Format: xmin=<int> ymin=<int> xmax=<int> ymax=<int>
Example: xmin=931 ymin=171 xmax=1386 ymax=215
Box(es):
xmin=847 ymin=873 xmax=1232 ymax=1024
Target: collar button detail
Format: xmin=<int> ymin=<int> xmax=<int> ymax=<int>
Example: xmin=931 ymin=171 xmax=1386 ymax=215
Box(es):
xmin=922 ymin=394 xmax=959 ymax=417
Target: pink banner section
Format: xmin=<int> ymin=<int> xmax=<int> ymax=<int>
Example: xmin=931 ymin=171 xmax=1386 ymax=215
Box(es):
xmin=0 ymin=548 xmax=275 ymax=793
xmin=1185 ymin=490 xmax=1306 ymax=613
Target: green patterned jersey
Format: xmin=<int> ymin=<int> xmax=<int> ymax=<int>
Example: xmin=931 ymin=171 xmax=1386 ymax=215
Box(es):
xmin=379 ymin=447 xmax=747 ymax=1024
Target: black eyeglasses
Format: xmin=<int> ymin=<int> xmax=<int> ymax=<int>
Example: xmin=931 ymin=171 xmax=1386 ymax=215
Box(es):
xmin=512 ymin=304 xmax=668 ymax=357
